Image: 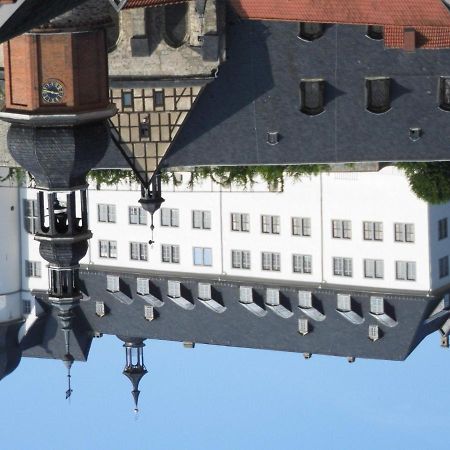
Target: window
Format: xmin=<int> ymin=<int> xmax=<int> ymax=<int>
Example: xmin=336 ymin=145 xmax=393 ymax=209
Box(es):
xmin=137 ymin=278 xmax=150 ymax=295
xmin=122 ymin=91 xmax=133 ymax=108
xmin=439 ymin=256 xmax=449 ymax=279
xmin=99 ymin=240 xmax=117 ymax=258
xmin=298 ymin=291 xmax=313 ymax=308
xmin=239 ymin=286 xmax=253 ymax=304
xmin=366 ymin=25 xmax=383 ymax=40
xmin=298 ymin=318 xmax=309 ymax=335
xmin=370 ymin=296 xmax=384 ymax=315
xmin=98 ymin=204 xmax=116 ymax=223
xmin=293 ymin=254 xmax=312 ymax=274
xmin=193 ymin=247 xmax=212 ymax=266
xmin=292 ymin=217 xmax=311 ymax=236
xmin=337 ymin=294 xmax=351 ymax=312
xmin=396 ymin=261 xmax=417 ymax=281
xmin=231 ymin=213 xmax=250 ymax=232
xmin=298 ymin=22 xmax=324 ymax=41
xmin=332 ymin=220 xmax=351 ymax=239
xmin=168 ymin=280 xmax=181 ymax=298
xmin=363 ymin=221 xmax=383 ymax=241
xmin=164 ymin=3 xmax=188 ymax=47
xmin=106 ymin=275 xmax=119 ymax=292
xmin=22 ymin=300 xmax=32 ymax=315
xmin=333 ymin=257 xmax=353 ymax=277
xmin=139 ymin=120 xmax=149 ymax=138
xmin=161 ymin=208 xmax=179 ymax=227
xmin=130 ymin=242 xmax=148 ymax=261
xmin=366 ymin=77 xmax=391 ymax=114
xmin=368 ymin=324 xmax=380 ymax=341
xmin=23 ymin=199 xmax=38 ymax=234
xmin=438 ymin=218 xmax=448 ymax=240
xmin=439 ymin=77 xmax=450 ymax=111
xmin=394 ymin=223 xmax=415 ymax=242
xmin=153 ymin=89 xmax=165 ymax=108
xmin=261 ymin=252 xmax=281 ymax=271
xmin=198 ymin=283 xmax=212 ymax=300
xmin=300 ymin=79 xmax=325 ymax=115
xmin=364 ymin=259 xmax=384 ymax=279
xmin=193 ymin=210 xmax=211 ymax=230
xmin=129 ymin=206 xmax=147 ymax=225
xmin=261 ymin=215 xmax=280 ymax=234
xmin=231 ymin=250 xmax=251 ymax=269
xmin=25 ymin=261 xmax=41 ymax=278
xmin=161 ymin=244 xmax=180 ymax=263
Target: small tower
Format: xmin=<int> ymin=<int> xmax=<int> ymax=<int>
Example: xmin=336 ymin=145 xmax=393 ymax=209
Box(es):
xmin=119 ymin=337 xmax=148 ymax=413
xmin=139 ymin=173 xmax=165 ymax=243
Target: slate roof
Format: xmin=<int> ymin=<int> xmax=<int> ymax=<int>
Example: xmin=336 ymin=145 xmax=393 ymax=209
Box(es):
xmin=161 ymin=20 xmax=450 ymax=168
xmin=228 ymin=0 xmax=450 ymax=27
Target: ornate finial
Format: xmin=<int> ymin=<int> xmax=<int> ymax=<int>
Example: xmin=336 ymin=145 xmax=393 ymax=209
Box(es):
xmin=63 ymin=353 xmax=74 ymax=400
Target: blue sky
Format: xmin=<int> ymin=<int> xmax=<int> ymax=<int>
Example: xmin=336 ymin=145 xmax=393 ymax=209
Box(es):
xmin=0 ymin=332 xmax=448 ymax=450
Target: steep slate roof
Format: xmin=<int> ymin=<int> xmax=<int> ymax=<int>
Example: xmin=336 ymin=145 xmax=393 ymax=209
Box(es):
xmin=228 ymin=0 xmax=450 ymax=27
xmin=161 ymin=20 xmax=450 ymax=168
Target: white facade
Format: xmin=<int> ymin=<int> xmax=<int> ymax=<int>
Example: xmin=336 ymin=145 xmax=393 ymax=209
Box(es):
xmin=14 ymin=166 xmax=450 ymax=297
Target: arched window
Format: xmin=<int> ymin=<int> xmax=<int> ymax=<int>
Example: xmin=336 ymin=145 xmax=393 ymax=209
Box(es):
xmin=366 ymin=77 xmax=391 ymax=114
xmin=298 ymin=23 xmax=324 ymax=41
xmin=300 ymin=79 xmax=325 ymax=116
xmin=164 ymin=3 xmax=188 ymax=48
xmin=439 ymin=77 xmax=450 ymax=111
xmin=366 ymin=25 xmax=383 ymax=40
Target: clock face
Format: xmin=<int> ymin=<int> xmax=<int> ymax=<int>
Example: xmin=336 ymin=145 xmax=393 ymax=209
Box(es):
xmin=41 ymin=79 xmax=65 ymax=104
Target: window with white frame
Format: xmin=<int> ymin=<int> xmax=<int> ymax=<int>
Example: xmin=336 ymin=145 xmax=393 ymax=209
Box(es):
xmin=292 ymin=217 xmax=311 ymax=236
xmin=333 ymin=257 xmax=353 ymax=277
xmin=395 ymin=261 xmax=416 ymax=281
xmin=168 ymin=280 xmax=181 ymax=298
xmin=368 ymin=324 xmax=380 ymax=341
xmin=107 ymin=275 xmax=120 ymax=292
xmin=193 ymin=247 xmax=212 ymax=266
xmin=364 ymin=259 xmax=384 ymax=279
xmin=231 ymin=213 xmax=250 ymax=232
xmin=98 ymin=204 xmax=116 ymax=223
xmin=231 ymin=250 xmax=251 ymax=269
xmin=298 ymin=291 xmax=312 ymax=308
xmin=370 ymin=296 xmax=384 ymax=315
xmin=161 ymin=244 xmax=180 ymax=263
xmin=394 ymin=223 xmax=415 ymax=242
xmin=261 ymin=215 xmax=280 ymax=234
xmin=198 ymin=283 xmax=212 ymax=300
xmin=293 ymin=254 xmax=312 ymax=274
xmin=99 ymin=240 xmax=117 ymax=258
xmin=261 ymin=252 xmax=281 ymax=271
xmin=25 ymin=260 xmax=41 ymax=278
xmin=128 ymin=206 xmax=147 ymax=225
xmin=438 ymin=218 xmax=448 ymax=240
xmin=439 ymin=256 xmax=449 ymax=278
xmin=130 ymin=242 xmax=148 ymax=261
xmin=363 ymin=221 xmax=383 ymax=241
xmin=332 ymin=220 xmax=351 ymax=239
xmin=193 ymin=210 xmax=211 ymax=229
xmin=337 ymin=294 xmax=351 ymax=312
xmin=161 ymin=208 xmax=179 ymax=227
xmin=22 ymin=299 xmax=32 ymax=315
xmin=136 ymin=278 xmax=150 ymax=295
xmin=23 ymin=199 xmax=38 ymax=234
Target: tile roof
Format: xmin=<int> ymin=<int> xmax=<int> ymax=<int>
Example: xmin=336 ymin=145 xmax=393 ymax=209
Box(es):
xmin=228 ymin=0 xmax=450 ymax=27
xmin=124 ymin=0 xmax=188 ymax=8
xmin=384 ymin=26 xmax=450 ymax=48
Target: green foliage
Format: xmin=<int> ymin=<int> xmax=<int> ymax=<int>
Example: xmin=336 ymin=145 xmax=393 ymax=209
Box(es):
xmin=88 ymin=169 xmax=138 ymax=186
xmin=0 ymin=167 xmax=27 ymax=184
xmin=397 ymin=162 xmax=450 ymax=204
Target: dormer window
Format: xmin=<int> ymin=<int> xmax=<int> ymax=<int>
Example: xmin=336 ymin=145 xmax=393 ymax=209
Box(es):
xmin=366 ymin=77 xmax=391 ymax=114
xmin=106 ymin=275 xmax=119 ymax=293
xmin=300 ymin=79 xmax=325 ymax=115
xmin=168 ymin=280 xmax=181 ymax=298
xmin=337 ymin=294 xmax=351 ymax=312
xmin=298 ymin=318 xmax=309 ymax=336
xmin=368 ymin=324 xmax=380 ymax=341
xmin=366 ymin=25 xmax=383 ymax=40
xmin=298 ymin=23 xmax=324 ymax=41
xmin=439 ymin=77 xmax=450 ymax=111
xmin=298 ymin=291 xmax=312 ymax=309
xmin=370 ymin=296 xmax=384 ymax=315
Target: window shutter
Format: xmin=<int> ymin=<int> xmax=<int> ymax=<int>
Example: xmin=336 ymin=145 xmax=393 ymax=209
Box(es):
xmin=193 ymin=211 xmax=202 ymax=228
xmin=171 ymin=209 xmax=179 ymax=227
xmin=203 ymin=211 xmax=211 ymax=229
xmin=172 ymin=245 xmax=180 ymax=263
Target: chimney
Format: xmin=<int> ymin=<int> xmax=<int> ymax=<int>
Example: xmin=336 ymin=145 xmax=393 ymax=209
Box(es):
xmin=403 ymin=28 xmax=416 ymax=52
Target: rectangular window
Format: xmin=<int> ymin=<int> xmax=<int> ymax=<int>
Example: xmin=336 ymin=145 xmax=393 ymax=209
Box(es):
xmin=25 ymin=260 xmax=41 ymax=278
xmin=168 ymin=280 xmax=181 ymax=298
xmin=439 ymin=256 xmax=449 ymax=279
xmin=192 ymin=210 xmax=211 ymax=230
xmin=161 ymin=208 xmax=179 ymax=227
xmin=136 ymin=278 xmax=150 ymax=295
xmin=395 ymin=223 xmax=415 ymax=242
xmin=23 ymin=199 xmax=38 ymax=234
xmin=364 ymin=259 xmax=384 ymax=279
xmin=106 ymin=275 xmax=119 ymax=292
xmin=231 ymin=250 xmax=251 ymax=269
xmin=193 ymin=247 xmax=212 ymax=266
xmin=292 ymin=217 xmax=311 ymax=236
xmin=370 ymin=296 xmax=384 ymax=315
xmin=231 ymin=213 xmax=250 ymax=232
xmin=153 ymin=90 xmax=165 ymax=108
xmin=130 ymin=242 xmax=148 ymax=261
xmin=337 ymin=294 xmax=351 ymax=312
xmin=122 ymin=91 xmax=133 ymax=108
xmin=22 ymin=300 xmax=32 ymax=315
xmin=396 ymin=261 xmax=416 ymax=281
xmin=129 ymin=206 xmax=147 ymax=225
xmin=363 ymin=221 xmax=383 ymax=241
xmin=438 ymin=218 xmax=448 ymax=240
xmin=333 ymin=257 xmax=352 ymax=277
xmin=98 ymin=204 xmax=116 ymax=223
xmin=161 ymin=244 xmax=180 ymax=263
xmin=261 ymin=252 xmax=281 ymax=271
xmin=293 ymin=254 xmax=312 ymax=274
xmin=261 ymin=215 xmax=280 ymax=234
xmin=99 ymin=240 xmax=117 ymax=259
xmin=332 ymin=220 xmax=351 ymax=239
